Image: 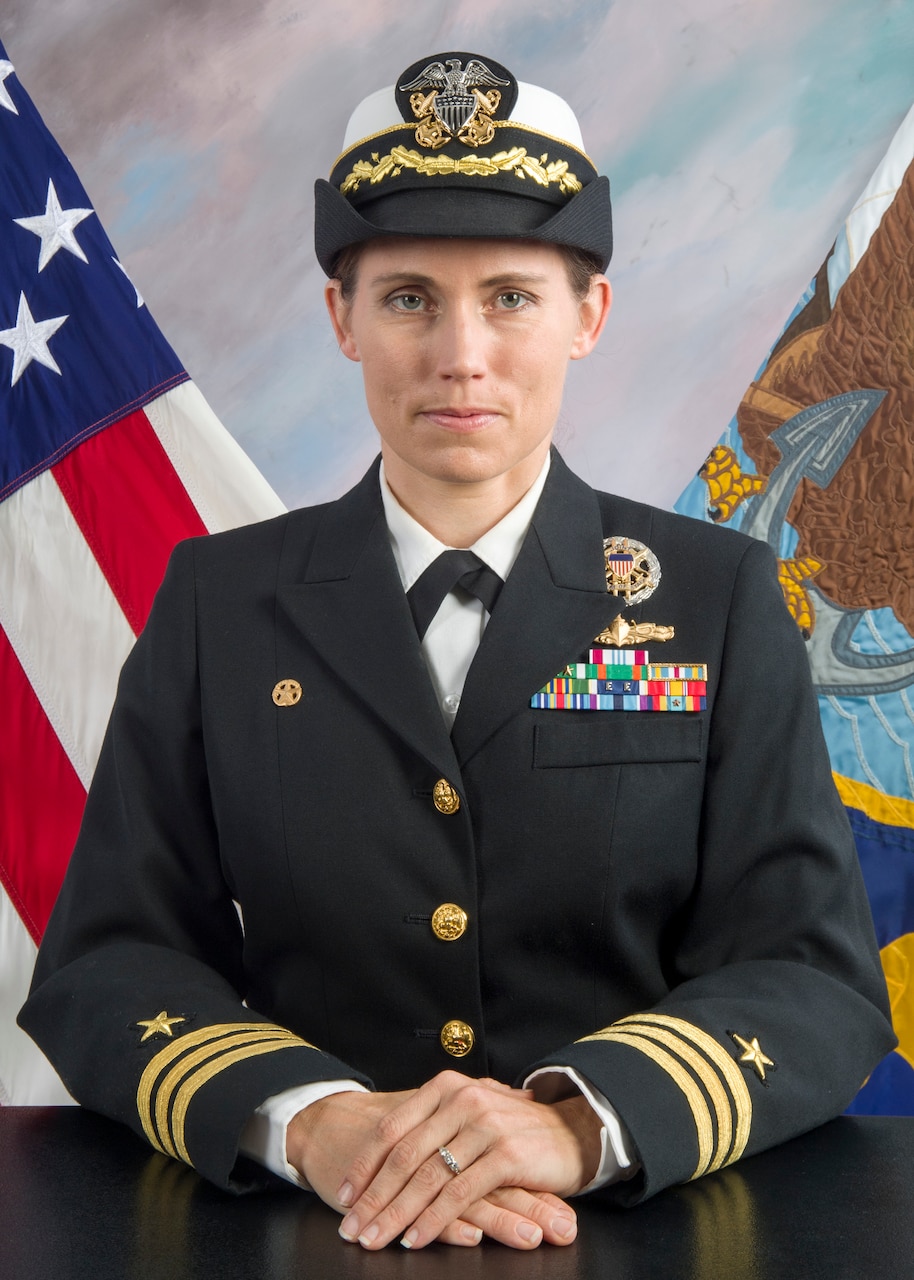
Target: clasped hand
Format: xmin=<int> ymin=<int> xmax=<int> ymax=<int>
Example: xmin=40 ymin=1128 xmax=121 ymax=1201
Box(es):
xmin=286 ymin=1070 xmax=602 ymax=1251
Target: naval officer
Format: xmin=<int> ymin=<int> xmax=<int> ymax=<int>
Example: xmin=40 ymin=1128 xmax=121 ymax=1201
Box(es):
xmin=21 ymin=50 xmax=895 ymax=1252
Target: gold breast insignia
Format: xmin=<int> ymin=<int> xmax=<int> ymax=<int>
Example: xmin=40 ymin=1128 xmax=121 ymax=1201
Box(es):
xmin=595 ymin=614 xmax=675 ymax=648
xmin=604 ymin=536 xmax=661 ymax=605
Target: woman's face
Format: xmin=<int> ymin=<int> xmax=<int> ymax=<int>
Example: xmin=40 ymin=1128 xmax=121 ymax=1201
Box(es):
xmin=325 ymin=237 xmax=610 ymax=503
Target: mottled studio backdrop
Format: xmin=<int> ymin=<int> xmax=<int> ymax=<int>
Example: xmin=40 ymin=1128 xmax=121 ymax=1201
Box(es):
xmin=3 ymin=0 xmax=914 ymax=511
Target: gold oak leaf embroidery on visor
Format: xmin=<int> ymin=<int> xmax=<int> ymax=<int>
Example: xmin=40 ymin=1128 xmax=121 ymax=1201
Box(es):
xmin=339 ymin=146 xmax=583 ymax=196
xmin=137 ymin=1023 xmax=316 ymax=1166
xmin=578 ymin=1013 xmax=753 ymax=1180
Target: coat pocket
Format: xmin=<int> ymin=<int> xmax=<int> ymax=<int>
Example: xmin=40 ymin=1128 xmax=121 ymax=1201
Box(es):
xmin=533 ymin=715 xmax=703 ymax=768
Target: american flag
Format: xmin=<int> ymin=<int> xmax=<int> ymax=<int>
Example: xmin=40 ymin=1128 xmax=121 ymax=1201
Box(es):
xmin=0 ymin=44 xmax=285 ymax=1103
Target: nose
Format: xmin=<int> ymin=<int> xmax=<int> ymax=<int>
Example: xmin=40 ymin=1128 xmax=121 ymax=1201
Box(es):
xmin=434 ymin=302 xmax=487 ymax=380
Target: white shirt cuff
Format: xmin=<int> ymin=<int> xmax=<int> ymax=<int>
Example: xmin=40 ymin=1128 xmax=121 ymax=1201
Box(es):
xmin=524 ymin=1065 xmax=641 ymax=1192
xmin=238 ymin=1079 xmax=369 ymax=1188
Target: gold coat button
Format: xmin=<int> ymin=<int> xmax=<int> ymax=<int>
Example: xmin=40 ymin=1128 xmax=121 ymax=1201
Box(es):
xmin=433 ymin=778 xmax=461 ymax=814
xmin=431 ymin=904 xmax=468 ymax=942
xmin=440 ymin=1020 xmax=475 ymax=1057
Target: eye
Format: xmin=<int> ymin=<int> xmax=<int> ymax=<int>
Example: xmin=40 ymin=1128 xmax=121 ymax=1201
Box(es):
xmin=390 ymin=293 xmax=426 ymax=312
xmin=496 ymin=291 xmax=530 ymax=311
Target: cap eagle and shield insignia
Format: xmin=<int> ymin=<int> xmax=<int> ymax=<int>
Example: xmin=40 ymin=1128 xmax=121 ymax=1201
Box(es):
xmin=604 ymin=537 xmax=661 ymax=605
xmin=396 ymin=53 xmax=518 ymax=149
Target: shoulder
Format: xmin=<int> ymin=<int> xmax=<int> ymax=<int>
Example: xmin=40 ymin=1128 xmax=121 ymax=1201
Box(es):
xmin=550 ymin=450 xmax=763 ymax=572
xmin=586 ymin=484 xmax=776 ymax=597
xmin=598 ymin=489 xmax=760 ymax=558
xmin=165 ymin=497 xmax=341 ymax=589
xmin=563 ymin=471 xmax=784 ymax=634
xmin=169 ymin=457 xmax=383 ymax=586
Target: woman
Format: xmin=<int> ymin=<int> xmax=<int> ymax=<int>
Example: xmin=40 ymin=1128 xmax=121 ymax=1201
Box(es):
xmin=21 ymin=50 xmax=894 ymax=1252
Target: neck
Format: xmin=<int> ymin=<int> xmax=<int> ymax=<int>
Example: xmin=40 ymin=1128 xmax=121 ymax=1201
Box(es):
xmin=382 ymin=449 xmax=549 ymax=547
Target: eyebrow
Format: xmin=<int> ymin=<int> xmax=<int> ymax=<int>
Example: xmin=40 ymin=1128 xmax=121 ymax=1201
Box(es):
xmin=366 ymin=272 xmax=552 ymax=289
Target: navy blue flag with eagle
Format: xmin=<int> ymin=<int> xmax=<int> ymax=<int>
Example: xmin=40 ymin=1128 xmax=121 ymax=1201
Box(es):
xmin=677 ymin=104 xmax=914 ymax=1114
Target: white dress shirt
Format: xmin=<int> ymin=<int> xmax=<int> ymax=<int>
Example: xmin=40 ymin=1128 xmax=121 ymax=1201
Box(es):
xmin=240 ymin=456 xmax=638 ymax=1190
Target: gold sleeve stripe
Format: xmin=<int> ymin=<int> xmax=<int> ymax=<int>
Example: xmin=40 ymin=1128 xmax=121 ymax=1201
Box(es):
xmin=139 ymin=1023 xmax=275 ymax=1152
xmin=578 ymin=1028 xmax=715 ymax=1179
xmin=136 ymin=1022 xmax=317 ymax=1159
xmin=616 ymin=1014 xmax=752 ymax=1165
xmin=171 ymin=1039 xmax=304 ymax=1165
xmin=155 ymin=1030 xmax=301 ymax=1160
xmin=611 ymin=1023 xmax=734 ymax=1174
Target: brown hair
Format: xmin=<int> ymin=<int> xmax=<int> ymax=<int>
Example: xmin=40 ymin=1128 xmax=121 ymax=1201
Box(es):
xmin=560 ymin=244 xmax=605 ymax=300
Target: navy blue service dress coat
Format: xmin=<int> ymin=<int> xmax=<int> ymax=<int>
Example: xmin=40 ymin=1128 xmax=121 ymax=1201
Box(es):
xmin=20 ymin=451 xmax=895 ymax=1202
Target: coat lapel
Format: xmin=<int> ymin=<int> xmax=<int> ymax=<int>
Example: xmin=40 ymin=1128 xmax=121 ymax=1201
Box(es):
xmin=275 ymin=453 xmax=658 ymax=777
xmin=451 ymin=453 xmax=630 ymax=766
xmin=276 ymin=462 xmax=461 ymax=783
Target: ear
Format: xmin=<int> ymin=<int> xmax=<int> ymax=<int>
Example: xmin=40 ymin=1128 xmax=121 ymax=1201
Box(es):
xmin=324 ymin=279 xmax=361 ymax=363
xmin=569 ymin=275 xmax=612 ymax=361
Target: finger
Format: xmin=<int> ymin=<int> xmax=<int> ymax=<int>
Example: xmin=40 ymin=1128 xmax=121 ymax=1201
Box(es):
xmin=406 ymin=1190 xmax=574 ymax=1251
xmin=340 ymin=1137 xmax=492 ymax=1249
xmin=350 ymin=1078 xmax=531 ymax=1208
xmin=435 ymin=1219 xmax=484 ymax=1248
xmin=337 ymin=1073 xmax=528 ymax=1209
xmin=337 ymin=1071 xmax=470 ymax=1204
xmin=341 ymin=1079 xmax=578 ymax=1249
xmin=425 ymin=1198 xmax=542 ymax=1251
xmin=367 ymin=1146 xmax=521 ymax=1250
xmin=401 ymin=1190 xmax=576 ymax=1251
xmin=410 ymin=1203 xmax=540 ymax=1251
xmin=341 ymin=1080 xmax=507 ymax=1243
xmin=484 ymin=1187 xmax=578 ymax=1246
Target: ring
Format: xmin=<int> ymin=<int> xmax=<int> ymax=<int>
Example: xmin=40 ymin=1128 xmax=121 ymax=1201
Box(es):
xmin=438 ymin=1146 xmax=461 ymax=1176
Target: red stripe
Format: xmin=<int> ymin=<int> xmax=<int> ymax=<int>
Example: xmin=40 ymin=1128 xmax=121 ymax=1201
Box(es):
xmin=0 ymin=626 xmax=86 ymax=943
xmin=0 ymin=372 xmax=191 ymax=504
xmin=52 ymin=408 xmax=207 ymax=635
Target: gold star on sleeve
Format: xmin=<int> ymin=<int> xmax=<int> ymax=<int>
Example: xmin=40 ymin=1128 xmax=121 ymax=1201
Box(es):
xmin=137 ymin=1011 xmax=187 ymax=1043
xmin=731 ymin=1033 xmax=775 ymax=1082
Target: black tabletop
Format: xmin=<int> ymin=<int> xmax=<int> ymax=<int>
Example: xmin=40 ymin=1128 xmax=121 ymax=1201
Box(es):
xmin=1 ymin=1107 xmax=912 ymax=1280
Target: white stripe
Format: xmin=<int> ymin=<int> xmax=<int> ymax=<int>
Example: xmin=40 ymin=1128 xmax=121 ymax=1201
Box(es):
xmin=144 ymin=381 xmax=286 ymax=533
xmin=845 ymin=102 xmax=914 ymax=266
xmin=0 ymin=385 xmax=285 ymax=1102
xmin=0 ymin=887 xmax=73 ymax=1105
xmin=0 ymin=470 xmax=135 ymax=787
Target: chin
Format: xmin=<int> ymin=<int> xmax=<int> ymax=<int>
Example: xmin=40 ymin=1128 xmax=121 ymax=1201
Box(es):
xmin=428 ymin=453 xmax=509 ymax=486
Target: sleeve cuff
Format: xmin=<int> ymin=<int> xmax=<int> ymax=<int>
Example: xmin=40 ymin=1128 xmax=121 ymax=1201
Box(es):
xmin=524 ymin=1065 xmax=641 ymax=1192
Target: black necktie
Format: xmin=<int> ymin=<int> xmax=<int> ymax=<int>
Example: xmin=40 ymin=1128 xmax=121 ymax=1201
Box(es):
xmin=407 ymin=550 xmax=504 ymax=639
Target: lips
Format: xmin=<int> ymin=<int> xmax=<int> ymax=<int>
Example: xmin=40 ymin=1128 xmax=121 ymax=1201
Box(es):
xmin=421 ymin=407 xmax=501 ymax=432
